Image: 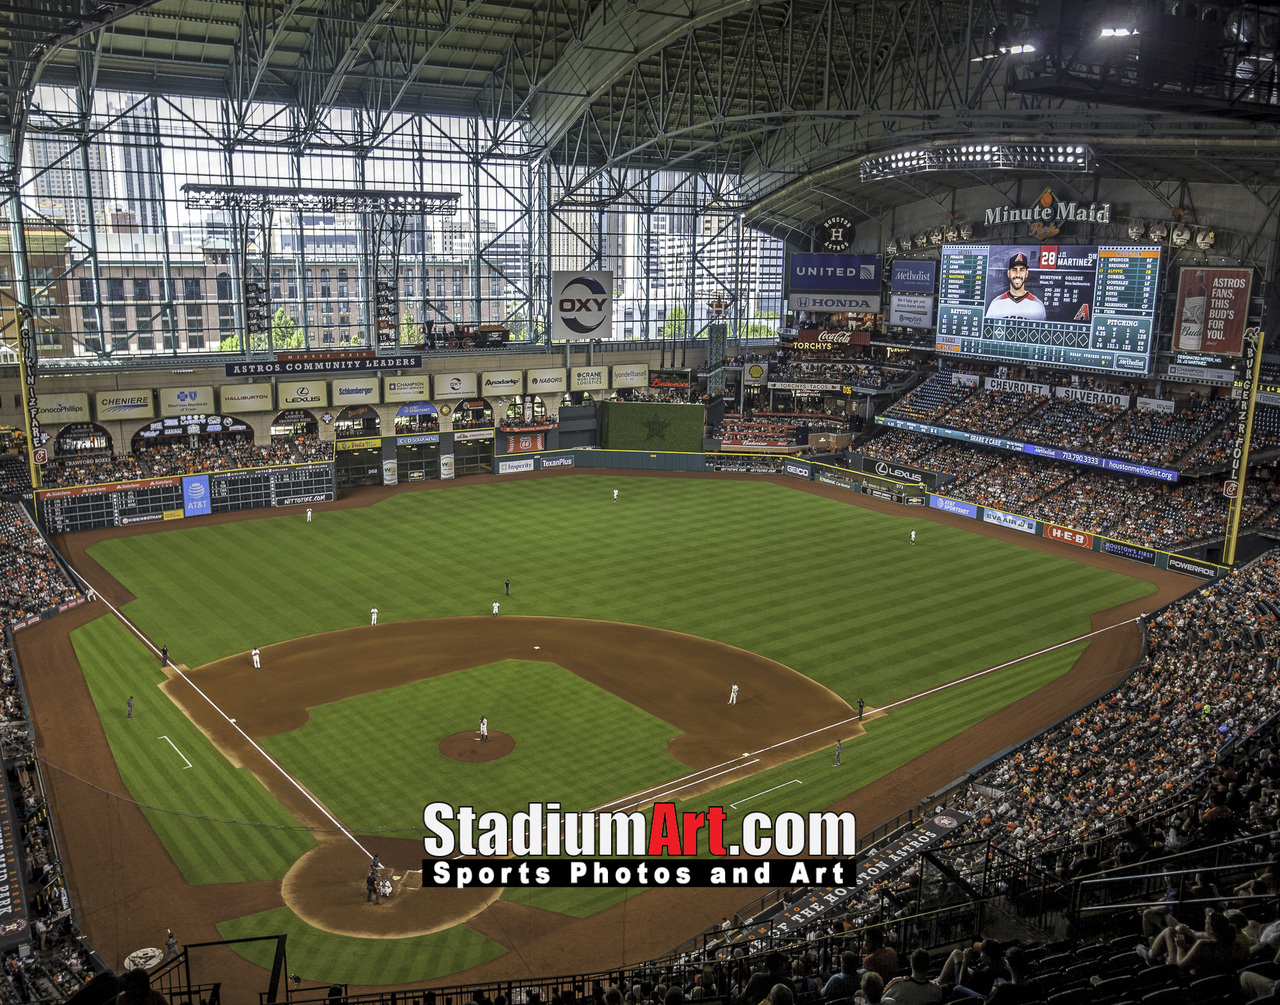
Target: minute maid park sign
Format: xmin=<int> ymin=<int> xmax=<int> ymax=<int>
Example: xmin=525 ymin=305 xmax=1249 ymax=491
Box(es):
xmin=983 ymin=188 xmax=1112 ymax=240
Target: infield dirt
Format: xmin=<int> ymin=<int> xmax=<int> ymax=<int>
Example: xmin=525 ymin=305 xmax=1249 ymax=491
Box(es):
xmin=21 ymin=470 xmax=1195 ymax=998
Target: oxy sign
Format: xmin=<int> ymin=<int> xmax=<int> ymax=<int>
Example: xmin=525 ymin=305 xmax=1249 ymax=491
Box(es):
xmin=553 ymin=271 xmax=613 ymax=340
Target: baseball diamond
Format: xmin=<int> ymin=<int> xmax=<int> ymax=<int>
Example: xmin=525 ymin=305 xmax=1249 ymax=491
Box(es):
xmin=16 ymin=471 xmax=1189 ymax=994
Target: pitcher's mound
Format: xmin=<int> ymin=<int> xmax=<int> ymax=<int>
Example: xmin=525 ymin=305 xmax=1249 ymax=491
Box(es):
xmin=440 ymin=731 xmax=513 ymax=761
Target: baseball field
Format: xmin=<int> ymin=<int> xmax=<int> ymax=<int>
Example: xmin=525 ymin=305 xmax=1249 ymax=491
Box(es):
xmin=22 ymin=471 xmax=1191 ymax=992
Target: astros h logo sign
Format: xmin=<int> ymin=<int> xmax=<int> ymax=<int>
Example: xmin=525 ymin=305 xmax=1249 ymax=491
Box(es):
xmin=557 ymin=275 xmax=609 ymax=335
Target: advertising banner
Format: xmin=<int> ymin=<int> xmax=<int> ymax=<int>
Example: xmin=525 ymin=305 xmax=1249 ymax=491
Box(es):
xmin=1053 ymin=386 xmax=1130 ymax=407
xmin=744 ymin=362 xmax=769 ymax=385
xmin=1167 ymin=554 xmax=1221 ymax=578
xmin=1171 ymin=267 xmax=1253 ymax=356
xmin=277 ymin=381 xmax=328 ymax=408
xmin=506 ymin=433 xmax=546 ymax=453
xmin=791 ymin=329 xmax=872 ymax=349
xmin=159 ymin=387 xmax=215 ymax=417
xmin=95 ymin=390 xmax=155 ymax=421
xmin=435 ymin=372 xmax=478 ymax=399
xmin=225 ymin=354 xmax=421 ymax=376
xmin=860 ymin=455 xmax=938 ymax=489
xmin=382 ymin=459 xmax=398 ymax=486
xmin=498 ymin=458 xmax=536 ymax=474
xmin=930 ymin=495 xmax=978 ymax=519
xmin=528 ymin=368 xmax=568 ymax=394
xmin=540 ymin=455 xmax=575 ymax=469
xmin=890 ymin=258 xmax=942 ymax=290
xmin=891 ymin=260 xmax=938 ymax=292
xmin=454 ymin=428 xmax=494 ymax=442
xmin=982 ymin=507 xmax=1037 ymax=535
xmin=1165 ymin=364 xmax=1236 ymax=383
xmin=36 ymin=392 xmax=90 ymax=425
xmin=784 ymin=459 xmax=812 ymax=479
xmin=219 ymin=383 xmax=274 ymax=412
xmin=182 ymin=474 xmax=211 ymax=517
xmin=570 ymin=366 xmax=609 ymax=392
xmin=1101 ymin=539 xmax=1156 ymax=565
xmin=983 ymin=377 xmax=1050 ymax=396
xmin=553 ymin=270 xmax=613 ymax=341
xmin=332 ymin=377 xmax=381 ymax=404
xmin=440 ymin=455 xmax=455 ymax=480
xmin=1045 ymin=524 xmax=1094 ymax=549
xmin=1136 ymin=397 xmax=1174 ymax=413
xmin=0 ymin=769 xmax=29 ymax=949
xmin=335 ymin=437 xmax=381 ymax=451
xmin=481 ymin=370 xmax=524 ymax=395
xmin=384 ymin=376 xmax=431 ymax=402
xmin=788 ymin=253 xmax=882 ymax=293
xmin=610 ymin=364 xmax=649 ymax=389
xmin=888 ymin=294 xmax=934 ymax=329
xmin=396 ymin=433 xmax=439 ymax=445
xmin=791 ymin=294 xmax=882 ymax=312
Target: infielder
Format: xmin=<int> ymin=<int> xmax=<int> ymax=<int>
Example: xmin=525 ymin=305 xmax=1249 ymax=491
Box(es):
xmin=251 ymin=647 xmax=261 ymax=669
xmin=306 ymin=507 xmax=312 ymax=523
xmin=833 ymin=739 xmax=842 ymax=767
xmin=492 ymin=601 xmax=500 ymax=616
xmin=371 ymin=607 xmax=378 ymax=625
xmin=480 ymin=716 xmax=488 ymax=742
xmin=728 ymin=682 xmax=738 ymax=704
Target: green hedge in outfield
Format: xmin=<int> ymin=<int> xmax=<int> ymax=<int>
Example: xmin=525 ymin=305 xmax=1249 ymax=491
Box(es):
xmin=261 ymin=661 xmax=688 ymax=833
xmin=600 ymin=401 xmax=704 ymax=451
xmin=79 ymin=476 xmax=1159 ymax=980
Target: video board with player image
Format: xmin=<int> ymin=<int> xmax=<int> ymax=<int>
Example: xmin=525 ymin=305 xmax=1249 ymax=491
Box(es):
xmin=935 ymin=244 xmax=1162 ymax=375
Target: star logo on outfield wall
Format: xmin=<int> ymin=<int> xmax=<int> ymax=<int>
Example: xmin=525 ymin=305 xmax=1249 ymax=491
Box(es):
xmin=644 ymin=416 xmax=671 ymax=441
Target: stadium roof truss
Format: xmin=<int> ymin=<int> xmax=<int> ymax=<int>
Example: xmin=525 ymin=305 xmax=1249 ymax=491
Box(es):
xmin=3 ymin=0 xmax=1280 ymax=277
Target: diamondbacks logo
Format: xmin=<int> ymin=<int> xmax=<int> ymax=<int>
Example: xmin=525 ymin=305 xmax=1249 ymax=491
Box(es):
xmin=819 ymin=216 xmax=854 ymax=252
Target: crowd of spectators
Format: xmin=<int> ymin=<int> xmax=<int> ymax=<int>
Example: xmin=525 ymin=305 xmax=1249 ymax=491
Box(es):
xmin=768 ymin=360 xmax=914 ymax=391
xmin=1007 ymin=397 xmax=1126 ymax=451
xmin=40 ymin=435 xmax=334 ymax=488
xmin=940 ymin=388 xmax=1048 ymax=435
xmin=1090 ymin=397 xmax=1235 ymax=467
xmin=0 ymin=503 xmax=83 ymax=620
xmin=881 ymin=373 xmax=974 ymax=423
xmin=0 ymin=455 xmax=32 ymax=497
xmin=957 ymin=551 xmax=1280 ymax=860
xmin=859 ymin=427 xmax=1280 ymax=550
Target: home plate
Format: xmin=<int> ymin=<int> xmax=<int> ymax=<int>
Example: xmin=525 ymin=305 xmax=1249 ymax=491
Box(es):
xmin=534 ymin=646 xmax=540 ymax=649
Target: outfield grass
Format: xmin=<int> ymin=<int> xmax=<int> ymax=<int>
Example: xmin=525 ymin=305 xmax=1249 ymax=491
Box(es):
xmin=74 ymin=475 xmax=1158 ymax=982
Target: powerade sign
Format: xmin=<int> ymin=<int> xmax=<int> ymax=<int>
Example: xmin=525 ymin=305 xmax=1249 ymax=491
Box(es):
xmin=930 ymin=496 xmax=978 ymax=519
xmin=552 ymin=271 xmax=613 ymax=341
xmin=788 ymin=254 xmax=882 ymax=293
xmin=891 ymin=260 xmax=937 ymax=293
xmin=1101 ymin=539 xmax=1156 ymax=565
xmin=1167 ymin=554 xmax=1219 ymax=578
xmin=875 ymin=416 xmax=1177 ymax=483
xmin=183 ymin=474 xmax=211 ymax=517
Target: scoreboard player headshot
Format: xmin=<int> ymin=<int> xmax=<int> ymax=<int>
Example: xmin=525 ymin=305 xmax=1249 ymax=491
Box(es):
xmin=987 ymin=251 xmax=1047 ymax=321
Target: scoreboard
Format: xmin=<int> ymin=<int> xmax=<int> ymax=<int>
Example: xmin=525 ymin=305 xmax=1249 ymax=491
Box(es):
xmin=39 ymin=463 xmax=334 ymax=534
xmin=936 ymin=244 xmax=1161 ymax=375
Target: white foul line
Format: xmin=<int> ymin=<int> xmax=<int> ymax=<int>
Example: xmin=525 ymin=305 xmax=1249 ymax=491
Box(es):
xmin=159 ymin=735 xmax=192 ymax=769
xmin=85 ymin=586 xmax=371 ymax=859
xmin=731 ymin=779 xmax=801 ymax=809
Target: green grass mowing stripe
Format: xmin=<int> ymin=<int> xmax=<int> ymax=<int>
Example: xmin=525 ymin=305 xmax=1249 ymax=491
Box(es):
xmin=261 ymin=662 xmax=691 ymax=833
xmin=216 ymin=908 xmax=506 ymax=985
xmin=70 ymin=615 xmax=315 ymax=883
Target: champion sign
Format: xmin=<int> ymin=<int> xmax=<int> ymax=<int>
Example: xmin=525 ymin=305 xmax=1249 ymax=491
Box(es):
xmin=553 ymin=270 xmax=613 ymax=341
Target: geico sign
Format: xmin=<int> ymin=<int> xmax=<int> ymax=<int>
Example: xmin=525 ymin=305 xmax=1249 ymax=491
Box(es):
xmin=557 ymin=275 xmax=609 ymax=335
xmin=1046 ymin=524 xmax=1093 ymax=549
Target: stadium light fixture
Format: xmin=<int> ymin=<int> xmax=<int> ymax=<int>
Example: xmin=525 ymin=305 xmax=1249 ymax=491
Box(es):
xmin=860 ymin=143 xmax=1091 ymax=181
